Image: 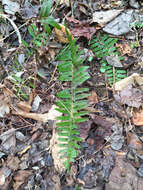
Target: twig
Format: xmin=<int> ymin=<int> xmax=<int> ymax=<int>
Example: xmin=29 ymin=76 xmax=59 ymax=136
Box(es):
xmin=0 ymin=13 xmax=22 ymax=44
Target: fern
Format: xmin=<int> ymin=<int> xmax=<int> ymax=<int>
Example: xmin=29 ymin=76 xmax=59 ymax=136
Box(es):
xmin=90 ymin=33 xmax=126 ymax=85
xmin=56 ymin=33 xmax=90 ymax=172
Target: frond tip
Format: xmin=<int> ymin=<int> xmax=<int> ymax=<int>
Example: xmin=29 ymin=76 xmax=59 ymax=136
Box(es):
xmin=56 ymin=31 xmax=90 ymax=172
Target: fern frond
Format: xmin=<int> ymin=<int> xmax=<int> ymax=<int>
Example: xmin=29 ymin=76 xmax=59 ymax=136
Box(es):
xmin=56 ymin=33 xmax=90 ymax=172
xmin=90 ymin=33 xmax=126 ymax=85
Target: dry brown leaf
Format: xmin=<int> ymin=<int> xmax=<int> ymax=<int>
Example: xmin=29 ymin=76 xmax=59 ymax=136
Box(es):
xmin=48 ymin=48 xmax=56 ymax=60
xmin=114 ymin=84 xmax=143 ymax=108
xmin=116 ymin=43 xmax=132 ymax=55
xmin=127 ymin=132 xmax=142 ymax=150
xmin=0 ymin=128 xmax=16 ymax=151
xmin=50 ymin=129 xmax=66 ymax=173
xmin=65 ymin=16 xmax=80 ymax=24
xmin=13 ymin=170 xmax=32 ymax=190
xmin=6 ymin=156 xmax=20 ymax=171
xmin=132 ymin=109 xmax=143 ymax=126
xmin=47 ymin=106 xmax=66 ymax=173
xmin=51 ymin=175 xmax=62 ymax=190
xmin=49 ymin=110 xmax=66 ymax=173
xmin=12 ymin=105 xmax=61 ymax=122
xmin=78 ymin=120 xmax=92 ymax=141
xmin=88 ymin=91 xmax=98 ymax=104
xmin=0 ymin=94 xmax=10 ymax=117
xmin=17 ymin=101 xmax=31 ymax=113
xmin=105 ymin=155 xmax=142 ymax=190
xmin=65 ymin=16 xmax=96 ymax=39
xmin=72 ymin=25 xmax=96 ymax=40
xmin=54 ymin=24 xmax=74 ymax=43
xmin=114 ymin=73 xmax=143 ymax=91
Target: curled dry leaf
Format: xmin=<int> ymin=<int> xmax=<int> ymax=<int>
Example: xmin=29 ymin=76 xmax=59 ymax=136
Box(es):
xmin=116 ymin=43 xmax=132 ymax=55
xmin=114 ymin=73 xmax=143 ymax=91
xmin=132 ymin=109 xmax=143 ymax=126
xmin=54 ymin=24 xmax=74 ymax=43
xmin=127 ymin=132 xmax=142 ymax=150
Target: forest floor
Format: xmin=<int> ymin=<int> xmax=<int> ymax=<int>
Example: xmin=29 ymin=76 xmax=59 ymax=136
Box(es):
xmin=0 ymin=0 xmax=143 ymax=190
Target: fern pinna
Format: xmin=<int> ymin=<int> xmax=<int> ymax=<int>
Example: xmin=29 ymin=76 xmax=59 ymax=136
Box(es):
xmin=56 ymin=34 xmax=90 ymax=172
xmin=90 ymin=33 xmax=126 ymax=85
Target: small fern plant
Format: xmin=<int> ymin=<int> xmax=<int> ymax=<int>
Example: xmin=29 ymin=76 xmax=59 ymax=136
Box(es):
xmin=90 ymin=33 xmax=126 ymax=85
xmin=56 ymin=32 xmax=90 ymax=172
xmin=22 ymin=0 xmax=61 ymax=55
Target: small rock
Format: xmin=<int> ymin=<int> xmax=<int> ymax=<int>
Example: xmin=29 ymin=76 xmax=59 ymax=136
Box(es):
xmin=126 ymin=32 xmax=136 ymax=40
xmin=129 ymin=0 xmax=140 ymax=9
xmin=103 ymin=10 xmax=134 ymax=36
xmin=2 ymin=0 xmax=20 ymax=15
xmin=31 ymin=95 xmax=42 ymax=112
xmin=18 ymin=54 xmax=25 ymax=64
xmin=93 ymin=9 xmax=123 ymax=26
xmin=16 ymin=131 xmax=25 ymax=141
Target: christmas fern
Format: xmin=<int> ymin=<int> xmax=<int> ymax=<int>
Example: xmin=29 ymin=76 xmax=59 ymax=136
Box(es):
xmin=90 ymin=33 xmax=126 ymax=85
xmin=56 ymin=33 xmax=90 ymax=172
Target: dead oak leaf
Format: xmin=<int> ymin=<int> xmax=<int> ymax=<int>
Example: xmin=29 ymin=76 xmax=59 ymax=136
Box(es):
xmin=72 ymin=25 xmax=96 ymax=40
xmin=54 ymin=24 xmax=74 ymax=43
xmin=65 ymin=16 xmax=95 ymax=39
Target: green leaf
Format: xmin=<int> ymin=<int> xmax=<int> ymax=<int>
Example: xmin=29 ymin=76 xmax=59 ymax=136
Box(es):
xmin=42 ymin=16 xmax=61 ymax=29
xmin=40 ymin=0 xmax=52 ymax=18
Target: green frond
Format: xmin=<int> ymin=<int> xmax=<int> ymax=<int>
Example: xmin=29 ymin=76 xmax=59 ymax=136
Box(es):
xmin=56 ymin=31 xmax=90 ymax=172
xmin=90 ymin=33 xmax=126 ymax=85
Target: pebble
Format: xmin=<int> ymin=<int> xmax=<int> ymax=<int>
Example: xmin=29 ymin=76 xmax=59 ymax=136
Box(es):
xmin=103 ymin=10 xmax=134 ymax=36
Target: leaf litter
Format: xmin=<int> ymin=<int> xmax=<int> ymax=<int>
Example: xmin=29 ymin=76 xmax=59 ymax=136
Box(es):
xmin=0 ymin=0 xmax=143 ymax=189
